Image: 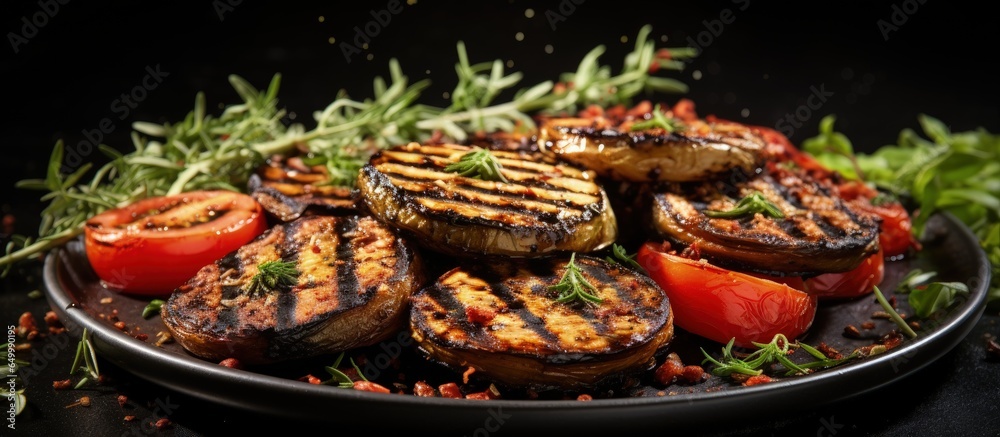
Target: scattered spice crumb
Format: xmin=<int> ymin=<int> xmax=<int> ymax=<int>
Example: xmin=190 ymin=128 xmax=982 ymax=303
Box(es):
xmin=114 ymin=321 xmax=127 ymax=331
xmin=218 ymin=358 xmax=242 ymax=369
xmin=872 ymin=311 xmax=892 ymax=320
xmin=155 ymin=418 xmax=172 ymax=430
xmin=987 ymin=338 xmax=1000 ymax=360
xmin=18 ymin=312 xmax=38 ymax=339
xmin=742 ymin=375 xmax=772 ymax=386
xmin=133 ymin=333 xmax=148 ymax=341
xmin=100 ymin=297 xmax=113 ymax=305
xmin=654 ymin=352 xmax=685 ymax=386
xmin=843 ymin=325 xmax=862 ymax=338
xmin=124 ymin=415 xmax=136 ymax=422
xmin=353 ymin=381 xmax=391 ymax=393
xmin=817 ymin=342 xmax=843 ymax=360
xmin=154 ymin=331 xmax=173 ymax=347
xmin=117 ymin=395 xmax=128 ymax=408
xmin=576 ymin=394 xmax=593 ymax=401
xmin=909 ymin=321 xmax=921 ymax=331
xmin=438 ymin=382 xmax=462 ymax=398
xmin=298 ymin=374 xmax=322 ymax=384
xmin=65 ymin=396 xmax=91 ymax=408
xmin=861 ymin=321 xmax=876 ymax=330
xmin=462 ymin=366 xmax=475 ymax=384
xmin=680 ymin=365 xmax=708 ymax=384
xmin=413 ymin=381 xmax=435 ymax=397
xmin=53 ymin=379 xmax=72 ymax=390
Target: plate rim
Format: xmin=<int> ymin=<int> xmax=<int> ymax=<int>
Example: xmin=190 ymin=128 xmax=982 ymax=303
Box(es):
xmin=41 ymin=211 xmax=992 ymax=430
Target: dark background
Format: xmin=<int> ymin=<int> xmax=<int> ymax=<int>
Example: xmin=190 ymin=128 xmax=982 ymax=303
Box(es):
xmin=3 ymin=0 xmax=999 ymax=237
xmin=2 ymin=2 xmax=999 ymax=436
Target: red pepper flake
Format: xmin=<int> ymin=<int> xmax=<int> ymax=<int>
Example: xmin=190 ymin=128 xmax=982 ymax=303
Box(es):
xmin=155 ymin=418 xmax=172 ymax=430
xmin=817 ymin=342 xmax=843 ymax=360
xmin=53 ymin=379 xmax=72 ymax=390
xmin=353 ymin=381 xmax=391 ymax=393
xmin=462 ymin=366 xmax=476 ymax=384
xmin=133 ymin=333 xmax=149 ymax=341
xmin=17 ymin=312 xmax=38 ymax=339
xmin=843 ymin=325 xmax=863 ymax=339
xmin=654 ymin=353 xmax=685 ymax=386
xmin=124 ymin=415 xmax=136 ymax=422
xmin=742 ymin=374 xmax=773 ymax=386
xmin=44 ymin=311 xmax=62 ymax=328
xmin=218 ymin=358 xmax=243 ymax=369
xmin=861 ymin=321 xmax=876 ymax=330
xmin=413 ymin=381 xmax=436 ymax=397
xmin=576 ymin=394 xmax=594 ymax=401
xmin=114 ymin=321 xmax=127 ymax=331
xmin=465 ymin=307 xmax=496 ymax=326
xmin=438 ymin=382 xmax=463 ymax=399
xmin=299 ymin=374 xmax=322 ymax=384
xmin=987 ymin=338 xmax=1000 ymax=359
xmin=117 ymin=395 xmax=128 ymax=408
xmin=680 ymin=365 xmax=708 ymax=384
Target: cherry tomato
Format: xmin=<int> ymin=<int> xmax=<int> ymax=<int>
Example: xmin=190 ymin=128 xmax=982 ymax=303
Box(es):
xmin=84 ymin=190 xmax=268 ymax=296
xmin=837 ymin=181 xmax=920 ymax=257
xmin=805 ymin=246 xmax=885 ymax=300
xmin=636 ymin=241 xmax=818 ymax=348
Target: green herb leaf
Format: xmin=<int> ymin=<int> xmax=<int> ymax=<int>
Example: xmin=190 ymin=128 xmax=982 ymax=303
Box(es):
xmin=895 ymin=269 xmax=938 ymax=294
xmin=908 ymin=282 xmax=970 ymax=318
xmin=248 ymin=261 xmax=299 ymax=297
xmin=704 ymin=192 xmax=785 ymax=219
xmin=548 ymin=253 xmax=603 ymax=305
xmin=701 ymin=334 xmax=864 ymax=380
xmin=142 ymin=299 xmax=165 ymax=319
xmin=69 ymin=328 xmax=101 ymax=387
xmin=872 ymin=286 xmax=918 ymax=338
xmin=443 ymin=148 xmax=509 ymax=183
xmin=605 ymin=243 xmax=644 ymax=272
xmin=630 ymin=104 xmax=683 ymax=133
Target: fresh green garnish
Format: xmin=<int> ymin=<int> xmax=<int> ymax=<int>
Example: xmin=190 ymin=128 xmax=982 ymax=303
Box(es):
xmin=1 ymin=25 xmax=695 ymax=277
xmin=895 ymin=269 xmax=938 ymax=294
xmin=142 ymin=299 xmax=165 ymax=319
xmin=803 ymin=114 xmax=1000 ymax=302
xmin=908 ymin=282 xmax=970 ymax=319
xmin=872 ymin=286 xmax=918 ymax=338
xmin=605 ymin=243 xmax=644 ymax=272
xmin=700 ymin=334 xmax=860 ymax=379
xmin=321 ymin=352 xmax=367 ymax=389
xmin=549 ymin=253 xmax=603 ymax=305
xmin=630 ymin=103 xmax=683 ymax=133
xmin=70 ymin=328 xmax=101 ymax=388
xmin=443 ymin=148 xmax=509 ymax=183
xmin=247 ymin=261 xmax=299 ymax=297
xmin=704 ymin=192 xmax=785 ymax=219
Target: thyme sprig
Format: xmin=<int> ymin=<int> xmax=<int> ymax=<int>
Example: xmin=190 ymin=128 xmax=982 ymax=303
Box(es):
xmin=701 ymin=334 xmax=860 ymax=379
xmin=247 ymin=260 xmax=299 ymax=297
xmin=443 ymin=148 xmax=509 ymax=182
xmin=321 ymin=352 xmax=368 ymax=389
xmin=873 ymin=286 xmax=918 ymax=338
xmin=549 ymin=253 xmax=603 ymax=305
xmin=704 ymin=192 xmax=785 ymax=219
xmin=2 ymin=25 xmax=694 ymax=276
xmin=630 ymin=103 xmax=683 ymax=133
xmin=70 ymin=328 xmax=101 ymax=388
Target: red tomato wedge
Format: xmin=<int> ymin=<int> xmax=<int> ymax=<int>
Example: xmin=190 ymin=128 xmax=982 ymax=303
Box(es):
xmin=805 ymin=246 xmax=885 ymax=300
xmin=84 ymin=190 xmax=268 ymax=296
xmin=636 ymin=241 xmax=818 ymax=348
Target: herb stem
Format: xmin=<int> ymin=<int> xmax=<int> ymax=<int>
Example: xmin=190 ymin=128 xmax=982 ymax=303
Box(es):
xmin=873 ymin=286 xmax=918 ymax=338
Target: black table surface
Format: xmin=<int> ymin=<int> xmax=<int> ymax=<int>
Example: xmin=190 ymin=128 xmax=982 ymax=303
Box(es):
xmin=3 ymin=1 xmax=1000 ymax=436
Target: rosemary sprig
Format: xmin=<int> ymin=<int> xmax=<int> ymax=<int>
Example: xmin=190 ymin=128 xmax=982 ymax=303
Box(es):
xmin=605 ymin=243 xmax=644 ymax=272
xmin=630 ymin=103 xmax=683 ymax=132
xmin=70 ymin=328 xmax=100 ymax=388
xmin=443 ymin=148 xmax=509 ymax=182
xmin=704 ymin=192 xmax=785 ymax=219
xmin=701 ymin=334 xmax=861 ymax=379
xmin=872 ymin=286 xmax=918 ymax=338
xmin=2 ymin=25 xmax=694 ymax=275
xmin=548 ymin=253 xmax=603 ymax=305
xmin=321 ymin=352 xmax=368 ymax=389
xmin=247 ymin=260 xmax=299 ymax=297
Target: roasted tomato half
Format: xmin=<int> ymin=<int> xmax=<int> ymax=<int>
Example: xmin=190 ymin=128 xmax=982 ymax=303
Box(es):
xmin=636 ymin=241 xmax=818 ymax=348
xmin=84 ymin=190 xmax=268 ymax=296
xmin=805 ymin=246 xmax=885 ymax=300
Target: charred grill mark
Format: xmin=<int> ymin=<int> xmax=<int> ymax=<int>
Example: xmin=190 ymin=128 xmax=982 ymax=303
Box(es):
xmin=430 ymin=284 xmax=492 ymax=347
xmin=334 ymin=217 xmax=363 ymax=308
xmin=477 ymin=266 xmax=562 ymax=348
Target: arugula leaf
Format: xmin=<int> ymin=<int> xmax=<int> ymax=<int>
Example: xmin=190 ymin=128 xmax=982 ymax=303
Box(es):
xmin=908 ymin=282 xmax=970 ymax=318
xmin=802 ymin=115 xmax=1000 ymax=302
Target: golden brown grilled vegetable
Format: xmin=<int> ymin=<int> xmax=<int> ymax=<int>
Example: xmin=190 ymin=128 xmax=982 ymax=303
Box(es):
xmin=248 ymin=155 xmax=357 ymax=222
xmin=161 ymin=215 xmax=425 ymax=365
xmin=409 ymin=255 xmax=673 ymax=390
xmin=357 ymin=142 xmax=617 ymax=258
xmin=651 ymin=165 xmax=881 ymax=276
xmin=537 ymin=115 xmax=766 ymax=183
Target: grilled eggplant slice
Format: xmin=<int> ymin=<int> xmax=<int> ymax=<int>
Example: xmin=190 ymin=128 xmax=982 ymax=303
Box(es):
xmin=248 ymin=155 xmax=357 ymax=222
xmin=537 ymin=115 xmax=766 ymax=183
xmin=409 ymin=255 xmax=673 ymax=390
xmin=651 ymin=165 xmax=881 ymax=276
xmin=161 ymin=214 xmax=425 ymax=365
xmin=357 ymin=142 xmax=617 ymax=258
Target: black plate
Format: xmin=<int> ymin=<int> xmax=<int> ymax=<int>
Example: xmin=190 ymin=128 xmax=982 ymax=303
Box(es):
xmin=42 ymin=212 xmax=991 ymax=433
